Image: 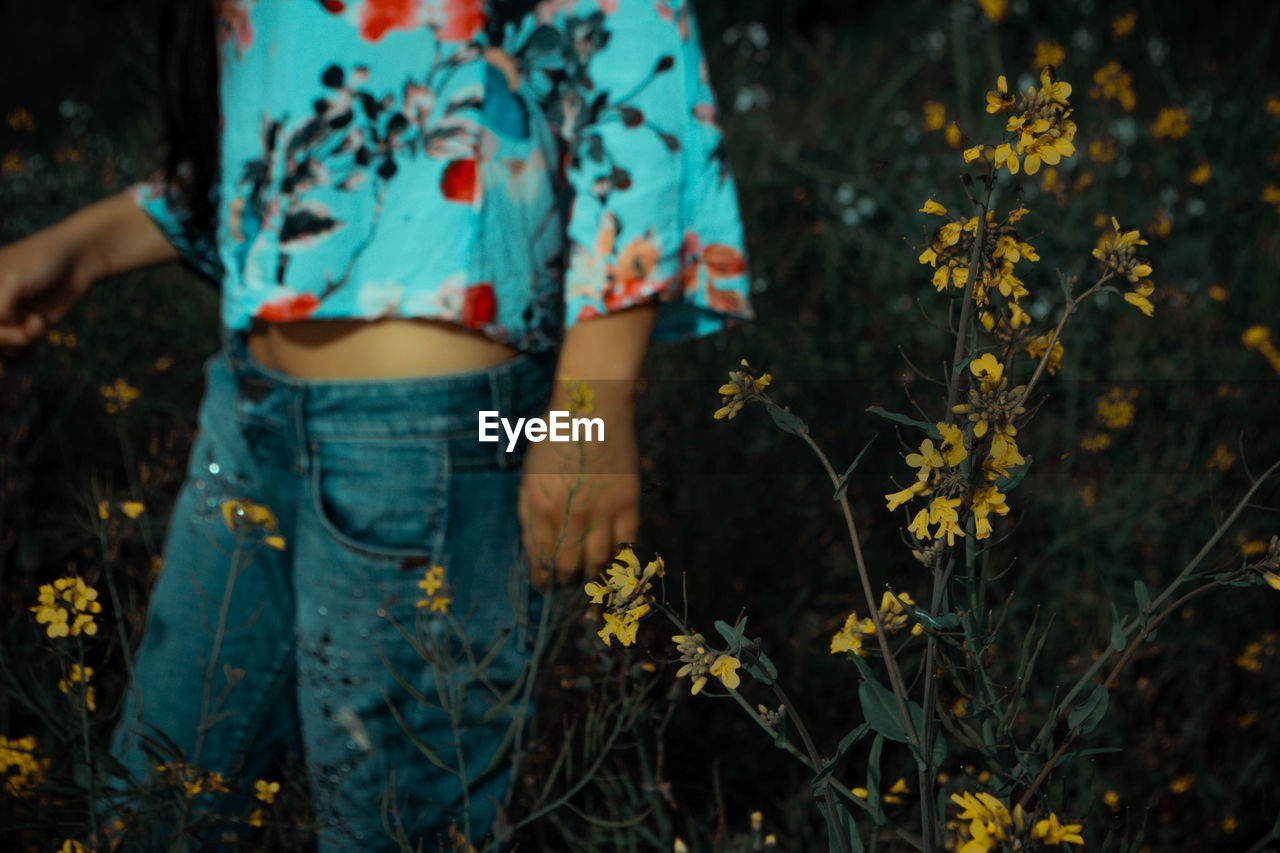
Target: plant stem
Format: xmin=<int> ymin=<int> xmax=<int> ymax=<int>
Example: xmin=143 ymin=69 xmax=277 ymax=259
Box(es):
xmin=796 ymin=430 xmax=923 ymax=751
xmin=920 ymin=167 xmax=994 ymax=851
xmin=78 ymin=641 xmax=101 ymax=848
xmin=193 ymin=536 xmax=244 ymax=767
xmin=1016 ymin=577 xmax=1222 ymax=808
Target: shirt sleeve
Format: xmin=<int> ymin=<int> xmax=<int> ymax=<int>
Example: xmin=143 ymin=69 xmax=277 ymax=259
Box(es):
xmin=559 ymin=1 xmax=754 ymax=342
xmin=125 ymin=167 xmax=225 ymax=283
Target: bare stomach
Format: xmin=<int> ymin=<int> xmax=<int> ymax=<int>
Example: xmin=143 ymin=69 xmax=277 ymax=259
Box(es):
xmin=246 ymin=318 xmax=521 ymax=379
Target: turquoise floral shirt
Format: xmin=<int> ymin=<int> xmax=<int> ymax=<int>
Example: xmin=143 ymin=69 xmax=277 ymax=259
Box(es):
xmin=128 ymin=0 xmax=753 ymax=353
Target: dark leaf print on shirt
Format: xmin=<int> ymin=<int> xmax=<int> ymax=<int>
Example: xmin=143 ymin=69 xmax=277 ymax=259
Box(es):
xmin=280 ymin=207 xmax=340 ymax=246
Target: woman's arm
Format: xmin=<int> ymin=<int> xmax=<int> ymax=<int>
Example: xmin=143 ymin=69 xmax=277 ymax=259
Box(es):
xmin=0 ymin=194 xmax=178 ymax=349
xmin=519 ymin=303 xmax=657 ymax=586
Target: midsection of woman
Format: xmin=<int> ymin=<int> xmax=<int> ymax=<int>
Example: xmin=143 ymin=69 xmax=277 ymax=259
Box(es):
xmin=246 ymin=317 xmax=520 ymax=379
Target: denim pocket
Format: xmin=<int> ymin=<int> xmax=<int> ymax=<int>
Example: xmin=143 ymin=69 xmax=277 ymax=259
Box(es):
xmin=309 ymin=436 xmax=450 ymax=559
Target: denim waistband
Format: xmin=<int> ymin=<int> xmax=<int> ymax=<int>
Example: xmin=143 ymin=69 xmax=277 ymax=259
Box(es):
xmin=215 ymin=330 xmax=556 ymax=466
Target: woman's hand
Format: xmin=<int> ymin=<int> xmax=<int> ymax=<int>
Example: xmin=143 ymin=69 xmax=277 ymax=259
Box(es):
xmin=519 ymin=393 xmax=642 ymax=589
xmin=519 ymin=302 xmax=656 ymax=590
xmin=0 ymin=227 xmax=100 ymax=351
xmin=0 ymin=192 xmax=178 ymax=353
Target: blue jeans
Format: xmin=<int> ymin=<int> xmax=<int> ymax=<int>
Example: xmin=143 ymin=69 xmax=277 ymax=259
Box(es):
xmin=109 ymin=332 xmax=554 ymax=850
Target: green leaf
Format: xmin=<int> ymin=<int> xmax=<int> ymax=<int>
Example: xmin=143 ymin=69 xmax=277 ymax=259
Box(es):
xmin=1133 ymin=580 xmax=1150 ymax=615
xmin=741 ymin=646 xmax=778 ymax=685
xmin=855 ymin=658 xmax=946 ymax=768
xmin=766 ymin=403 xmax=808 ymax=435
xmin=714 ymin=617 xmax=747 ymax=649
xmin=865 ymin=406 xmax=941 ymax=439
xmin=1109 ymin=601 xmax=1125 ymax=652
xmin=1067 ymin=684 xmax=1110 ymax=735
xmin=992 ymin=454 xmax=1033 ymax=493
xmin=715 ymin=618 xmax=777 ymax=684
xmin=816 ymin=797 xmax=865 ymax=853
xmin=810 ymin=724 xmax=870 ymax=792
xmin=1057 ymin=746 xmax=1123 ymax=767
xmin=913 ymin=609 xmax=960 ymax=631
xmin=866 ymin=733 xmax=884 ymax=817
xmin=833 ymin=435 xmax=878 ymax=502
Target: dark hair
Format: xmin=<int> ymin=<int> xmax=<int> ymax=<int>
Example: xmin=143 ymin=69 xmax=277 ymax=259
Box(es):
xmin=157 ymin=1 xmax=221 ymax=241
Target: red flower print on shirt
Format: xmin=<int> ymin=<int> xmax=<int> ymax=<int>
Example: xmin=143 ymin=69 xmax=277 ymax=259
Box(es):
xmin=441 ymin=159 xmax=478 ymax=203
xmin=255 ymin=292 xmax=321 ymax=322
xmin=439 ymin=0 xmax=486 ymax=42
xmin=359 ymin=0 xmax=417 ymax=42
xmin=461 ymin=282 xmax=496 ymax=328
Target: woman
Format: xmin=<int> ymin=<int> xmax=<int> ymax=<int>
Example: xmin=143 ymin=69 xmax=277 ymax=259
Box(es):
xmin=0 ymin=0 xmax=752 ymax=848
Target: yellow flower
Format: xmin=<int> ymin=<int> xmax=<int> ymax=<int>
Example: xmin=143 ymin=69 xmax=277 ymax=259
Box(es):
xmin=1090 ymin=61 xmax=1136 ymax=111
xmin=120 ymin=501 xmax=145 ymax=519
xmin=184 ymin=779 xmax=203 ymax=799
xmin=974 ymin=0 xmax=1007 ymax=21
xmin=928 ymin=496 xmax=965 ymax=546
xmin=920 ymin=199 xmax=949 ymax=216
xmin=598 ymin=611 xmax=640 ymax=647
xmin=219 ymin=498 xmax=287 ymax=548
xmin=562 ymin=379 xmax=595 ymax=416
xmin=206 ymin=771 xmax=230 ymax=793
xmin=1151 ymin=106 xmax=1190 ymax=140
xmin=1267 ymin=96 xmax=1280 ymax=118
xmin=970 ymin=485 xmax=1009 ymax=540
xmin=905 ymin=438 xmax=945 ymax=483
xmin=715 ymin=359 xmax=771 ymax=419
xmin=1205 ymin=443 xmax=1236 ymax=472
xmin=970 ymin=353 xmax=1004 ymax=392
xmin=249 ymin=808 xmax=264 ymax=827
xmin=1025 ymin=332 xmax=1064 ymax=375
xmin=986 ymin=76 xmax=1014 ymax=114
xmin=1031 ymin=812 xmax=1085 ymax=845
xmin=1263 ymin=184 xmax=1280 ymax=214
xmin=417 ymin=565 xmax=445 ymax=596
xmin=1094 ymin=217 xmax=1155 ymax=315
xmin=99 ymin=378 xmax=141 ymax=414
xmin=709 ymin=654 xmax=741 ymax=689
xmin=830 ymin=612 xmax=874 ymax=656
xmin=945 ymin=121 xmax=964 ymax=149
xmin=1188 ymin=162 xmax=1212 ymax=185
xmin=1168 ymin=774 xmax=1194 ymax=794
xmin=1080 ymin=433 xmax=1112 ymax=452
xmin=1111 ymin=10 xmax=1137 ymax=36
xmin=1223 ymin=815 xmax=1239 ymax=833
xmin=1103 ymin=790 xmax=1121 ymax=812
xmin=59 ymin=842 xmax=87 ymax=853
xmin=936 ymin=422 xmax=968 ymax=466
xmin=6 ymin=107 xmax=36 ymax=132
xmin=883 ymin=777 xmax=911 ymax=804
xmin=1 ymin=735 xmax=50 ymax=796
xmin=254 ymin=779 xmax=281 ymax=803
xmin=923 ymin=101 xmax=947 ymax=131
xmin=97 ymin=500 xmax=110 ymax=520
xmin=1032 ymin=41 xmax=1065 ymax=69
xmin=1096 ymin=388 xmax=1138 ymax=429
xmin=907 ymin=507 xmax=931 ymax=541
